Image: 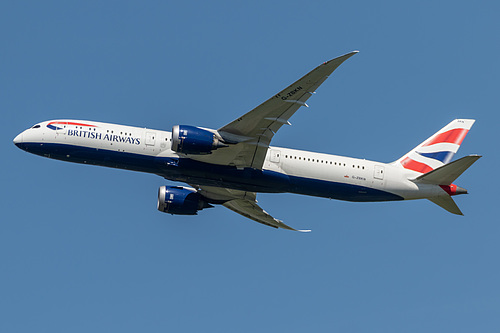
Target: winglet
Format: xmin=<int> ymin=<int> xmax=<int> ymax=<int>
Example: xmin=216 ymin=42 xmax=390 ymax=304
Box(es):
xmin=322 ymin=51 xmax=359 ymax=70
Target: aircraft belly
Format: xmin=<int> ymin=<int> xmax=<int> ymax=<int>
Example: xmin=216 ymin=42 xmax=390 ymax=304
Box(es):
xmin=19 ymin=142 xmax=403 ymax=202
xmin=167 ymin=161 xmax=402 ymax=201
xmin=18 ymin=142 xmax=163 ymax=174
xmin=161 ymin=159 xmax=291 ymax=193
xmin=287 ymin=175 xmax=403 ymax=202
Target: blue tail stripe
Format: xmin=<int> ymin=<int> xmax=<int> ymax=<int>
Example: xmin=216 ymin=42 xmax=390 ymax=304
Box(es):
xmin=417 ymin=151 xmax=455 ymax=164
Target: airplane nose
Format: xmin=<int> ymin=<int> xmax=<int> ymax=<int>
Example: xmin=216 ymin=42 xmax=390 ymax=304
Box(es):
xmin=13 ymin=132 xmax=24 ymax=148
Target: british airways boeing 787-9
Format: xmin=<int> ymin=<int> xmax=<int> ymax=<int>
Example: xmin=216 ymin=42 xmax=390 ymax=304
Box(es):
xmin=13 ymin=51 xmax=480 ymax=231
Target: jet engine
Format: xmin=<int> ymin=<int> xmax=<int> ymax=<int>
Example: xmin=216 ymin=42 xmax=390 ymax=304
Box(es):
xmin=157 ymin=186 xmax=212 ymax=215
xmin=171 ymin=125 xmax=227 ymax=154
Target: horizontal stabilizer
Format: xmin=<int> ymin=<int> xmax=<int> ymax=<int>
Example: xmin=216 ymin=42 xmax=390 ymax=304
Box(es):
xmin=414 ymin=155 xmax=481 ymax=185
xmin=428 ymin=196 xmax=463 ymax=215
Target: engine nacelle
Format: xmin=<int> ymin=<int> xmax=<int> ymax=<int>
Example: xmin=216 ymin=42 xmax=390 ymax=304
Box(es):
xmin=171 ymin=125 xmax=226 ymax=154
xmin=157 ymin=186 xmax=212 ymax=215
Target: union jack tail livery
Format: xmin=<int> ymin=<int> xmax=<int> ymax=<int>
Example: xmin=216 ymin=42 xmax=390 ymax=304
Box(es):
xmin=392 ymin=119 xmax=480 ymax=215
xmin=394 ymin=119 xmax=475 ymax=174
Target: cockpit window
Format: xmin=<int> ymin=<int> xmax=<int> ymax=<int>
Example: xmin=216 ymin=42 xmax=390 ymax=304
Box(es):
xmin=31 ymin=125 xmax=41 ymax=129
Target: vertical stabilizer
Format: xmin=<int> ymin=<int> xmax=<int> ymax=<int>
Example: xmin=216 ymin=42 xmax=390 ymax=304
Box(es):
xmin=393 ymin=119 xmax=475 ymax=174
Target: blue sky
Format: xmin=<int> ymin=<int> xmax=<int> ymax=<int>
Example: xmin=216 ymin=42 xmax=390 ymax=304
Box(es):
xmin=1 ymin=1 xmax=499 ymax=332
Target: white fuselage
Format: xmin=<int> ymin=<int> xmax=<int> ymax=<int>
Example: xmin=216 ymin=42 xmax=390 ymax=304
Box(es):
xmin=14 ymin=119 xmax=446 ymax=202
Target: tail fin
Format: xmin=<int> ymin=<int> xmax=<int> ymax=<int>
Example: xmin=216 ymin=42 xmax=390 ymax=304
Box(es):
xmin=393 ymin=119 xmax=475 ymax=174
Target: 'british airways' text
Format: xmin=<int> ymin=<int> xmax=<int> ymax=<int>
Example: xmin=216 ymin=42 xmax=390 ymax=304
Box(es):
xmin=67 ymin=129 xmax=141 ymax=145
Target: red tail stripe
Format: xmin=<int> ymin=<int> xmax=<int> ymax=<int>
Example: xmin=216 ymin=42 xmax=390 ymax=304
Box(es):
xmin=423 ymin=128 xmax=469 ymax=147
xmin=401 ymin=157 xmax=433 ymax=173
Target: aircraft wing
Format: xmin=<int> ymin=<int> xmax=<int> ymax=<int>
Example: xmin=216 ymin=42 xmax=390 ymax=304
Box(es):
xmin=193 ymin=185 xmax=310 ymax=231
xmin=191 ymin=51 xmax=358 ymax=169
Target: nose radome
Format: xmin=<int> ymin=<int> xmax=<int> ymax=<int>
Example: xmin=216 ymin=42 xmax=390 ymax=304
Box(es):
xmin=13 ymin=132 xmax=24 ymax=146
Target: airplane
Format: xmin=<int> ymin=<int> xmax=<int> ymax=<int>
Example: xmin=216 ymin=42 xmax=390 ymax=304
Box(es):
xmin=13 ymin=51 xmax=481 ymax=231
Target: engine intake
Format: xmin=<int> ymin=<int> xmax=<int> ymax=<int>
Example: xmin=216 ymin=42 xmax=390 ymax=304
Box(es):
xmin=157 ymin=186 xmax=212 ymax=215
xmin=171 ymin=125 xmax=226 ymax=154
